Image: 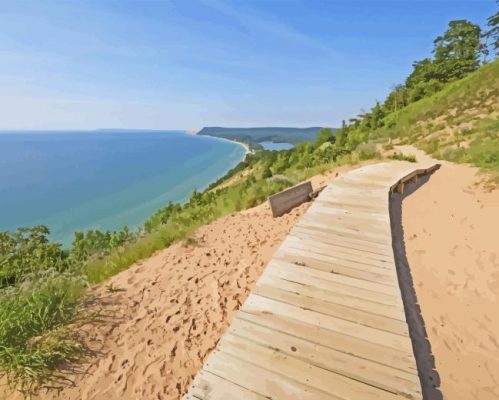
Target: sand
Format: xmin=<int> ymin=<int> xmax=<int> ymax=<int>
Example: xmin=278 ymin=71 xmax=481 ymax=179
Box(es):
xmin=399 ymin=147 xmax=499 ymax=399
xmin=0 ymin=166 xmax=354 ymax=400
xmin=4 ymin=152 xmax=497 ymax=400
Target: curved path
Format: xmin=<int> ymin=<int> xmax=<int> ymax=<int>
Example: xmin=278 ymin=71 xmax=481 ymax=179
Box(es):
xmin=183 ymin=161 xmax=438 ymax=400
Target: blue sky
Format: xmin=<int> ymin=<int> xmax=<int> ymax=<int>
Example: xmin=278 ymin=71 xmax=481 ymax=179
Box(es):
xmin=0 ymin=0 xmax=495 ymax=130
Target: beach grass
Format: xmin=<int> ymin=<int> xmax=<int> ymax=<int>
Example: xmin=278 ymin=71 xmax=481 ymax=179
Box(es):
xmin=0 ymin=269 xmax=87 ymax=394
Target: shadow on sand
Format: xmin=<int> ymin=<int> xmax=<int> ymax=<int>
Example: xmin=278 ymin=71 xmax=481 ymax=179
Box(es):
xmin=389 ymin=171 xmax=443 ymax=400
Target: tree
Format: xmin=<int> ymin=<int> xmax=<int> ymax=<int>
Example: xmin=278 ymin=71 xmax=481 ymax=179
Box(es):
xmin=486 ymin=8 xmax=499 ymax=56
xmin=335 ymin=122 xmax=349 ymax=148
xmin=406 ymin=58 xmax=440 ymax=88
xmin=433 ymin=19 xmax=482 ymax=80
xmin=384 ymin=84 xmax=408 ymax=112
xmin=369 ymin=101 xmax=385 ymax=130
xmin=314 ymin=128 xmax=335 ymax=147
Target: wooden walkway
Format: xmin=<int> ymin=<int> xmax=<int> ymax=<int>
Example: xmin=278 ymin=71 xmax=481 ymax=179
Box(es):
xmin=183 ymin=161 xmax=438 ymax=400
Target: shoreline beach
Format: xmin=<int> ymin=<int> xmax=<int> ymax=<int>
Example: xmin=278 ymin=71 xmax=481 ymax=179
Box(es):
xmin=200 ymin=133 xmax=252 ymax=155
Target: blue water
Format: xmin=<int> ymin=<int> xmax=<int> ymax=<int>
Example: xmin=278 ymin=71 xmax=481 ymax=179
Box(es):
xmin=0 ymin=131 xmax=245 ymax=246
xmin=260 ymin=141 xmax=294 ymax=151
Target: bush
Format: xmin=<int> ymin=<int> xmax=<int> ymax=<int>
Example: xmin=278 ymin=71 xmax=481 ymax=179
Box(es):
xmin=0 ymin=269 xmax=87 ymax=393
xmin=0 ymin=226 xmax=74 ymax=287
xmin=355 ymin=142 xmax=380 ymax=160
xmin=387 ymin=152 xmax=417 ymax=162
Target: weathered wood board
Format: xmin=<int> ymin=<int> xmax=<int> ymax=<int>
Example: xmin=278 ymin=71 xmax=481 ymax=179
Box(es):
xmin=183 ymin=161 xmax=439 ymax=400
xmin=268 ymin=181 xmax=313 ymax=217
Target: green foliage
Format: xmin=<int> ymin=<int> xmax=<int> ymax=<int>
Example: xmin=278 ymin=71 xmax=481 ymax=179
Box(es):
xmin=314 ymin=127 xmax=335 ymax=147
xmin=262 ymin=166 xmax=273 ymax=179
xmin=0 ymin=226 xmax=88 ymax=393
xmin=433 ymin=19 xmax=482 ymax=79
xmin=387 ymin=152 xmax=417 ymax=162
xmin=0 ymin=226 xmax=74 ymax=288
xmin=385 ymin=19 xmax=485 ymax=114
xmin=486 ymin=9 xmax=499 ymax=55
xmin=71 ymin=226 xmax=134 ymax=263
xmin=338 ymin=13 xmax=497 ymax=173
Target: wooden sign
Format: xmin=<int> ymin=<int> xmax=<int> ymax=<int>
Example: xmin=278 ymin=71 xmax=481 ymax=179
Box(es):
xmin=268 ymin=181 xmax=313 ymax=217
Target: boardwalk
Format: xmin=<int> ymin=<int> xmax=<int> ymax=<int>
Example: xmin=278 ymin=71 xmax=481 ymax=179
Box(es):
xmin=183 ymin=161 xmax=438 ymax=400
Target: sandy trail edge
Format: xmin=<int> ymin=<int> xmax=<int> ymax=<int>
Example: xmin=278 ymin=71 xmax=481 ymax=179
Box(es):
xmin=398 ymin=146 xmax=499 ymax=400
xmin=0 ymin=164 xmax=361 ymax=400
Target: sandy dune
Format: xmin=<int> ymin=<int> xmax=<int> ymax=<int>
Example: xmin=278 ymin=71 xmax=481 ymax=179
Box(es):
xmin=1 ymin=167 xmax=351 ymax=400
xmin=54 ymin=205 xmax=308 ymax=400
xmin=400 ymin=147 xmax=499 ymax=399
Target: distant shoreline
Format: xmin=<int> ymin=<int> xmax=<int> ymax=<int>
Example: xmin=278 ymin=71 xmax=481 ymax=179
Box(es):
xmin=201 ymin=134 xmax=252 ymax=156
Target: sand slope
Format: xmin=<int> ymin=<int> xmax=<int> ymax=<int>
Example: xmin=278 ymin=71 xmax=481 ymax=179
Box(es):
xmin=0 ymin=168 xmax=350 ymax=400
xmin=54 ymin=205 xmax=308 ymax=400
xmin=400 ymin=148 xmax=499 ymax=399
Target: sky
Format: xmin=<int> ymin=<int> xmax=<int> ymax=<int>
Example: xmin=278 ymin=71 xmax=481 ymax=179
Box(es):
xmin=0 ymin=0 xmax=495 ymax=130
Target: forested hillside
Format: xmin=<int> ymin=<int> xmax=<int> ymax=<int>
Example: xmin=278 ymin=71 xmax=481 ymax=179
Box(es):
xmin=197 ymin=126 xmax=324 ymax=149
xmin=335 ymin=18 xmax=498 ymax=177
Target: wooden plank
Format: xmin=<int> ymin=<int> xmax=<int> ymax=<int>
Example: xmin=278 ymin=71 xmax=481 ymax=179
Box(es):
xmin=203 ymin=350 xmax=341 ymax=400
xmin=291 ymin=225 xmax=393 ymax=254
xmin=241 ymin=294 xmax=412 ymax=351
xmin=316 ymin=198 xmax=387 ymax=213
xmin=237 ymin=311 xmax=418 ymax=373
xmin=297 ymin=219 xmax=392 ymax=245
xmin=218 ymin=333 xmax=410 ymax=400
xmin=306 ymin=216 xmax=391 ymax=237
xmin=268 ymin=258 xmax=400 ymax=295
xmin=288 ymin=231 xmax=393 ymax=261
xmin=254 ymin=282 xmax=409 ymax=334
xmin=313 ymin=203 xmax=390 ymax=221
xmin=278 ymin=241 xmax=397 ymax=273
xmin=257 ymin=267 xmax=405 ymax=320
xmin=262 ymin=262 xmax=402 ymax=307
xmin=229 ymin=318 xmax=422 ymax=398
xmin=274 ymin=246 xmax=399 ymax=284
xmin=268 ymin=181 xmax=313 ymax=217
xmin=188 ymin=370 xmax=268 ymax=399
xmin=285 ymin=235 xmax=395 ymax=266
xmin=273 ymin=251 xmax=398 ymax=287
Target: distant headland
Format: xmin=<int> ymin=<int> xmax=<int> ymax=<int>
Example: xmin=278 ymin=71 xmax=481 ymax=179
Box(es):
xmin=197 ymin=126 xmax=331 ymax=150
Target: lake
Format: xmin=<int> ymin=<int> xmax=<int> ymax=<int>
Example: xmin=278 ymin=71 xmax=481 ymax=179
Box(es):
xmin=0 ymin=130 xmax=246 ymax=246
xmin=259 ymin=141 xmax=294 ymax=151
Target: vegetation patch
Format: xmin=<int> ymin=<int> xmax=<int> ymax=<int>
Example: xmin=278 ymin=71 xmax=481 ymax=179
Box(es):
xmin=0 ymin=228 xmax=87 ymax=395
xmin=387 ymin=152 xmax=417 ymax=162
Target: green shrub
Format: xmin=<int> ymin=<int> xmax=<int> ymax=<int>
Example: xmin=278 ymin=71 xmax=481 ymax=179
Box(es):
xmin=0 ymin=269 xmax=87 ymax=393
xmin=387 ymin=152 xmax=417 ymax=162
xmin=355 ymin=142 xmax=380 ymax=160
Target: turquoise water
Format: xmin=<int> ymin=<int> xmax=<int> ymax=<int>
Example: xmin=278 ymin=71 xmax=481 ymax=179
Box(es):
xmin=259 ymin=141 xmax=294 ymax=151
xmin=0 ymin=131 xmax=245 ymax=246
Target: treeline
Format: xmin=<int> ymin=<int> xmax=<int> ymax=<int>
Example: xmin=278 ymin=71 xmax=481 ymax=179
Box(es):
xmin=336 ymin=14 xmax=498 ymax=150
